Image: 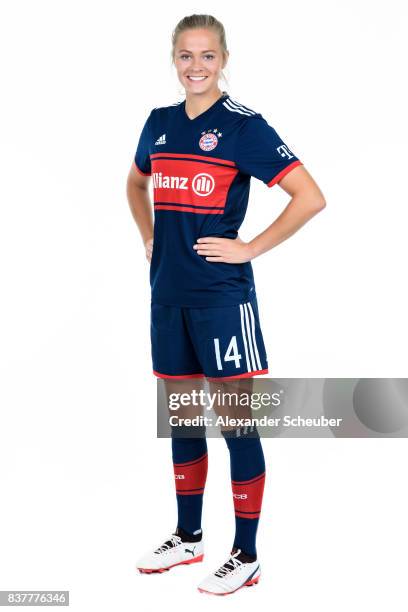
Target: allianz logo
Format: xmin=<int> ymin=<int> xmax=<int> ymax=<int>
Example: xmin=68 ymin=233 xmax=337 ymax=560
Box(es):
xmin=152 ymin=172 xmax=215 ymax=197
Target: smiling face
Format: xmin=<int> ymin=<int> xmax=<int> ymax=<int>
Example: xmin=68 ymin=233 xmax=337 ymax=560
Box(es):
xmin=173 ymin=28 xmax=227 ymax=96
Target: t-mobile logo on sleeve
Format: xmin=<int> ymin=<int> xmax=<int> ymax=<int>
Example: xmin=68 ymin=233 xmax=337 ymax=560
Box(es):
xmin=276 ymin=144 xmax=294 ymax=159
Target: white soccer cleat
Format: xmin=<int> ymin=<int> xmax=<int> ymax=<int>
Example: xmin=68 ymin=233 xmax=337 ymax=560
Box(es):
xmin=136 ymin=533 xmax=204 ymax=574
xmin=197 ymin=548 xmax=261 ymax=595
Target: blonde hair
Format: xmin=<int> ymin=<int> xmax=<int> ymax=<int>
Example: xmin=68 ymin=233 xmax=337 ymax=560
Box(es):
xmin=171 ymin=14 xmax=229 ymax=88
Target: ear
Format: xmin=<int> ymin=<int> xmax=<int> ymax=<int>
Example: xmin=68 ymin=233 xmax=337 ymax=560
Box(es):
xmin=222 ymin=51 xmax=229 ymax=70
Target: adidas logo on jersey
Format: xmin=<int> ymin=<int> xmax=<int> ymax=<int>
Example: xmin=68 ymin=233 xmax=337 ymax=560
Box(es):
xmin=155 ymin=134 xmax=166 ymax=145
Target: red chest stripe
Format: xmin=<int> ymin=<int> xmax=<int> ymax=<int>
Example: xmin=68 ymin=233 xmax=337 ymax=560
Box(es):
xmin=150 ymin=152 xmax=237 ymax=167
xmin=150 ymin=155 xmax=238 ymax=214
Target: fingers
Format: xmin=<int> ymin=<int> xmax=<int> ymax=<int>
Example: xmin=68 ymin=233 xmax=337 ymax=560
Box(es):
xmin=193 ymin=237 xmax=224 ymax=249
xmin=196 ymin=249 xmax=223 ymax=256
xmin=194 ymin=243 xmax=225 ymax=256
xmin=193 ymin=237 xmax=243 ymax=263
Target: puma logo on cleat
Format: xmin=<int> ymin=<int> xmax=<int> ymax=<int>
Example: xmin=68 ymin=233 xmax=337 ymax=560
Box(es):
xmin=184 ymin=547 xmax=196 ymax=556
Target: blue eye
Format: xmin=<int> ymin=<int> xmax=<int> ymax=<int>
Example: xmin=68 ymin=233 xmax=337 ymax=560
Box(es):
xmin=179 ymin=54 xmax=215 ymax=60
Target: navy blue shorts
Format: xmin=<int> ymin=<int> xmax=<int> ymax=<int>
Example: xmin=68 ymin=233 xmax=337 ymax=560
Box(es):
xmin=151 ymin=296 xmax=269 ymax=380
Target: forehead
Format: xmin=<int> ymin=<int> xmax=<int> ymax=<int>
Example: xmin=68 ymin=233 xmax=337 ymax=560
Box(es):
xmin=175 ymin=28 xmax=220 ymax=51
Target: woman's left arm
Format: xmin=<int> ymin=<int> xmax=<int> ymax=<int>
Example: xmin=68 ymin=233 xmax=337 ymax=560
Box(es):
xmin=193 ymin=165 xmax=326 ymax=263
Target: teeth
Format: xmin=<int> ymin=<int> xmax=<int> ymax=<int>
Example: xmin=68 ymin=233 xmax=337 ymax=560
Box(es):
xmin=188 ymin=76 xmax=207 ymax=81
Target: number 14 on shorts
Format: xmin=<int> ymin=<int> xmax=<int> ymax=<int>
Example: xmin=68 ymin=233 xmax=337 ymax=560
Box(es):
xmin=211 ymin=318 xmax=266 ymax=375
xmin=213 ymin=336 xmax=241 ymax=370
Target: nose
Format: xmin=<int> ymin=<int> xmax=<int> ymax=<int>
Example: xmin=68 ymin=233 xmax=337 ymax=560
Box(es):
xmin=190 ymin=58 xmax=204 ymax=72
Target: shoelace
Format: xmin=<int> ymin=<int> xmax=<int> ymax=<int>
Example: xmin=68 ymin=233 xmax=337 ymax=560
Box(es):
xmin=214 ymin=554 xmax=243 ymax=577
xmin=154 ymin=534 xmax=182 ymax=554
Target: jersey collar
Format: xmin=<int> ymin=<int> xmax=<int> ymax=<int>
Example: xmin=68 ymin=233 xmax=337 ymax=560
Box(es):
xmin=181 ymin=91 xmax=229 ymax=124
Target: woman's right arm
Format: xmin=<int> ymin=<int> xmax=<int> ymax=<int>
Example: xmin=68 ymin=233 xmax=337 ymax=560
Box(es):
xmin=126 ymin=162 xmax=154 ymax=263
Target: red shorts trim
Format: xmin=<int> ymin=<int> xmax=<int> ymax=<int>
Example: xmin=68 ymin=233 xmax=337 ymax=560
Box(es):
xmin=154 ymin=369 xmax=268 ymax=380
xmin=153 ymin=370 xmax=205 ymax=379
xmin=206 ymin=368 xmax=269 ymax=381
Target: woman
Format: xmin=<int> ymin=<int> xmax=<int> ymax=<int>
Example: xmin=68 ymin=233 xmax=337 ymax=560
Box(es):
xmin=126 ymin=14 xmax=325 ymax=596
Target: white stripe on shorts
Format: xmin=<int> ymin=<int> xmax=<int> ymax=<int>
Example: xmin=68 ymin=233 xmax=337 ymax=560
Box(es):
xmin=243 ymin=303 xmax=257 ymax=371
xmin=239 ymin=303 xmax=251 ymax=371
xmin=247 ymin=302 xmax=262 ymax=370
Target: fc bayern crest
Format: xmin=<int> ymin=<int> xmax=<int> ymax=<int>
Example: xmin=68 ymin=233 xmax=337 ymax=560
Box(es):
xmin=199 ymin=128 xmax=222 ymax=151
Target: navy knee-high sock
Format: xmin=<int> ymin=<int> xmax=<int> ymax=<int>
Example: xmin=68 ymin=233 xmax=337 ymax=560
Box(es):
xmin=171 ymin=427 xmax=208 ymax=536
xmin=222 ymin=427 xmax=266 ymax=557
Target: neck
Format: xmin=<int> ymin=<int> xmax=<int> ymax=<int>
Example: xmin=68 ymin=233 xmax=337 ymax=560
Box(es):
xmin=184 ymin=88 xmax=225 ymax=120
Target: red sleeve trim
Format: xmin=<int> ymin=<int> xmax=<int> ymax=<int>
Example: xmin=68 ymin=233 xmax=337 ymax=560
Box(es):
xmin=267 ymin=160 xmax=303 ymax=188
xmin=133 ymin=159 xmax=151 ymax=177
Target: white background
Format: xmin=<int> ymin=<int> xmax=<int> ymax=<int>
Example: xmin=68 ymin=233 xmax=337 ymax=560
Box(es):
xmin=0 ymin=0 xmax=407 ymax=610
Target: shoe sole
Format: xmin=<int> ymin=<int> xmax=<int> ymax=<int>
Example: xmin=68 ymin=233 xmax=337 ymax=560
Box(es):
xmin=197 ymin=573 xmax=260 ymax=596
xmin=137 ymin=553 xmax=204 ymax=574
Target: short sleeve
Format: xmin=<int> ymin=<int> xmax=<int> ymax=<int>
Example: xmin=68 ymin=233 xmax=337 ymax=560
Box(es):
xmin=134 ymin=111 xmax=153 ymax=176
xmin=235 ymin=115 xmax=303 ymax=187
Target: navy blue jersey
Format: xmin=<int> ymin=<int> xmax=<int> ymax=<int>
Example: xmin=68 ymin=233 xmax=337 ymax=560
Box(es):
xmin=134 ymin=91 xmax=302 ymax=307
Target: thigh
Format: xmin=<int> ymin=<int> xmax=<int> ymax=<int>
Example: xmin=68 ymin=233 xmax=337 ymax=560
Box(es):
xmin=208 ymin=377 xmax=255 ymax=432
xmin=150 ymin=303 xmax=204 ymax=378
xmin=184 ymin=297 xmax=269 ymax=380
xmin=164 ymin=377 xmax=206 ymax=421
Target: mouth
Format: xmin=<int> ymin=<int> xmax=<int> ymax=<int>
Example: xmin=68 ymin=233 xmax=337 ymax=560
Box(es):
xmin=187 ymin=76 xmax=208 ymax=82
